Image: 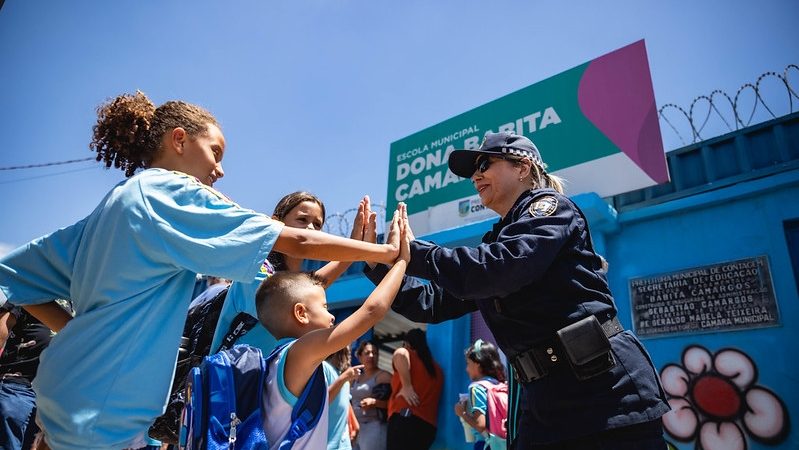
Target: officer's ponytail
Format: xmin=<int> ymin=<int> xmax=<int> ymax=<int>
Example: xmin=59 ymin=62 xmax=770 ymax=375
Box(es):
xmin=543 ymin=170 xmax=566 ymax=194
xmin=512 ymin=155 xmax=566 ymax=194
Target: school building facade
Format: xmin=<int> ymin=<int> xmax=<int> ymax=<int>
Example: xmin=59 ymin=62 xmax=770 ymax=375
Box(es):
xmin=326 ymin=111 xmax=799 ymax=449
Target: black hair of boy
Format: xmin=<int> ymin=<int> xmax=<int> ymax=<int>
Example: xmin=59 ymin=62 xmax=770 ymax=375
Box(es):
xmin=255 ymin=271 xmax=326 ymax=338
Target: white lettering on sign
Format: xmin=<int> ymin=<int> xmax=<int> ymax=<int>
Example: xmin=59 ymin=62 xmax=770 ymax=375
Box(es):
xmin=395 ymin=169 xmax=461 ymax=201
xmin=396 ymin=146 xmax=457 ymax=181
xmin=494 ymin=107 xmax=561 ymax=135
xmin=392 ymin=106 xmax=563 ymax=202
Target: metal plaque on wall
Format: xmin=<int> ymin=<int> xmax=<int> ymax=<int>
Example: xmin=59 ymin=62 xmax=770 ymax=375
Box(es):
xmin=629 ymin=256 xmax=780 ymax=338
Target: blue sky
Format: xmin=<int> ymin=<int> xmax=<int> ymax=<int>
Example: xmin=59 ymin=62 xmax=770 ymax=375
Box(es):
xmin=1 ymin=0 xmax=797 ymax=253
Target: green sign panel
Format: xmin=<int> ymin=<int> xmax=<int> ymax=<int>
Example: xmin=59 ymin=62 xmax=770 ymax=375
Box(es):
xmin=386 ymin=40 xmax=668 ymax=235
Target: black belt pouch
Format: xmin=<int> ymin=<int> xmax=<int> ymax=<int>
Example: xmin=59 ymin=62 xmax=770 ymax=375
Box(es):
xmin=556 ymin=315 xmax=615 ymax=380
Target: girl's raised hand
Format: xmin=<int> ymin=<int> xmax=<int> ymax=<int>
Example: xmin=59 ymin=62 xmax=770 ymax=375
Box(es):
xmin=363 ymin=195 xmax=378 ymax=244
xmin=349 ymin=197 xmax=367 ymax=241
xmin=362 ymin=196 xmax=379 ymax=268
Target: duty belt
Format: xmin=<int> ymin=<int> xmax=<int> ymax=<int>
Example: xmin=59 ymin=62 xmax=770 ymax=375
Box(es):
xmin=509 ymin=316 xmax=623 ymax=383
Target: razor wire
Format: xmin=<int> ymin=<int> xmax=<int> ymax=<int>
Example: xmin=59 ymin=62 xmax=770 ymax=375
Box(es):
xmin=323 ymin=203 xmax=387 ymax=238
xmin=659 ymin=64 xmax=799 ymax=148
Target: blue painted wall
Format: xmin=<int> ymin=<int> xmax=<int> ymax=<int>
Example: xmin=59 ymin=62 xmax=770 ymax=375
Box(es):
xmin=599 ymin=170 xmax=799 ymax=450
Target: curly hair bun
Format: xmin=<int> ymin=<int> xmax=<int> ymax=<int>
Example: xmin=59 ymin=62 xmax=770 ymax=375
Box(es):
xmin=90 ymin=91 xmax=157 ymax=178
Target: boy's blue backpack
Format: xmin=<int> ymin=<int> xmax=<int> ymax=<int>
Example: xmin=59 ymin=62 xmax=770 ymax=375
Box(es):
xmin=181 ymin=342 xmax=327 ymax=450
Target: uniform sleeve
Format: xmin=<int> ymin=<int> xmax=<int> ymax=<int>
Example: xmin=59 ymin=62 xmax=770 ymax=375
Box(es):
xmin=364 ymin=264 xmax=478 ymax=323
xmin=468 ymin=382 xmax=488 ymax=416
xmin=405 ymin=197 xmax=578 ymax=300
xmin=0 ymin=219 xmax=86 ymax=306
xmin=141 ymin=174 xmax=284 ymax=283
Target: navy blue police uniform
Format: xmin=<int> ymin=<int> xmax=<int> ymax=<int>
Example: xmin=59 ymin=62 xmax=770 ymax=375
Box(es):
xmin=365 ymin=132 xmax=669 ymax=448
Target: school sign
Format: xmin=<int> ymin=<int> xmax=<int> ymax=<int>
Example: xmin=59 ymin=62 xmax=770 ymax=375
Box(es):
xmin=387 ymin=40 xmax=669 ymax=235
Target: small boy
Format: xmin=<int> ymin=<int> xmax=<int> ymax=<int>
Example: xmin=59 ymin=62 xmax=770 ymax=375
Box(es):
xmin=255 ymin=208 xmax=409 ymax=449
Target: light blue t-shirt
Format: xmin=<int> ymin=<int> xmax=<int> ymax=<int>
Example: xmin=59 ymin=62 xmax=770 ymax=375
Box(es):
xmin=210 ymin=276 xmax=278 ymax=354
xmin=468 ymin=377 xmax=497 ymax=443
xmin=0 ymin=169 xmax=283 ymax=450
xmin=323 ymin=361 xmax=353 ymax=450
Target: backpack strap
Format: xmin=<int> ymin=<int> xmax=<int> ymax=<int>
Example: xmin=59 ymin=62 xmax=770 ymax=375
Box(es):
xmin=216 ymin=312 xmax=259 ymax=353
xmin=280 ymin=365 xmax=326 ymax=449
xmin=265 ymin=341 xmax=328 ymax=449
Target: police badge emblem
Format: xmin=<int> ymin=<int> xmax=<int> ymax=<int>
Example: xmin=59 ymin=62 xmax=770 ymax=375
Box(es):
xmin=529 ymin=195 xmax=558 ymax=217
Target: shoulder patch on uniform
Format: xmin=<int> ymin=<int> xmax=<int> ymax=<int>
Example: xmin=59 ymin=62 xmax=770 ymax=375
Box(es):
xmin=529 ymin=195 xmax=558 ymax=217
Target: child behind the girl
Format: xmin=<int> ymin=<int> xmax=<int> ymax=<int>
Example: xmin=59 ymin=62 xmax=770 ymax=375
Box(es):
xmin=325 ymin=345 xmax=362 ymax=450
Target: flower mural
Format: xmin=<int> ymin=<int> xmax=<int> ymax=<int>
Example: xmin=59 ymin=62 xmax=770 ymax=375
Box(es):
xmin=660 ymin=345 xmax=789 ymax=449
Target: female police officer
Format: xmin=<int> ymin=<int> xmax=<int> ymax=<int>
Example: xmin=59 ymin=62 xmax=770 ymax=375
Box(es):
xmin=365 ymin=132 xmax=669 ymax=449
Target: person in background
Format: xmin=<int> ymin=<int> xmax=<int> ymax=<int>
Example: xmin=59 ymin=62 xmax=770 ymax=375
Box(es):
xmin=364 ymin=132 xmax=669 ymax=449
xmin=0 ymin=303 xmax=53 ymax=450
xmin=456 ymin=339 xmax=507 ymax=450
xmin=386 ymin=329 xmax=443 ymax=450
xmin=0 ymin=91 xmax=400 ymax=450
xmin=188 ymin=276 xmax=230 ymax=310
xmin=325 ymin=345 xmax=363 ymax=450
xmin=350 ymin=340 xmax=392 ymax=450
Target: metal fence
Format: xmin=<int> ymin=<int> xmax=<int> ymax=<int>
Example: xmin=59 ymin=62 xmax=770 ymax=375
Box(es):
xmin=659 ymin=64 xmax=798 ymax=149
xmin=322 ymin=203 xmax=387 ymax=238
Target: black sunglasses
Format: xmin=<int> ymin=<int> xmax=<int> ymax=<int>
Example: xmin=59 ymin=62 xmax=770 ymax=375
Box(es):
xmin=474 ymin=155 xmax=504 ymax=175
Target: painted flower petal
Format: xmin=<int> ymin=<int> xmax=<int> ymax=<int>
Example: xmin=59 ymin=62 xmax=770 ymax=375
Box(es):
xmin=714 ymin=349 xmax=756 ymax=389
xmin=744 ymin=387 xmax=787 ymax=440
xmin=662 ymin=398 xmax=698 ymax=440
xmin=683 ymin=345 xmax=712 ymax=375
xmin=699 ymin=421 xmax=746 ymax=450
xmin=661 ymin=364 xmax=690 ymax=397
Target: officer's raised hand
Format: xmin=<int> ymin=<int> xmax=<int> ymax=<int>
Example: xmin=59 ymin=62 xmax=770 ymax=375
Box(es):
xmin=397 ymin=203 xmax=411 ymax=265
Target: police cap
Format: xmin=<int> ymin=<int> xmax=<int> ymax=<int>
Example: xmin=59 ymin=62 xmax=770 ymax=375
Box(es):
xmin=448 ymin=131 xmax=542 ymax=178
